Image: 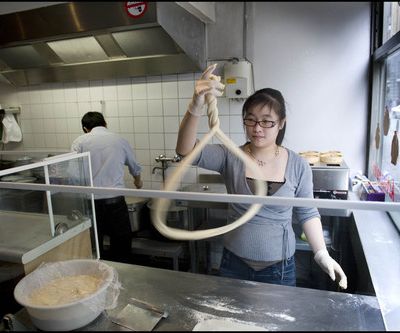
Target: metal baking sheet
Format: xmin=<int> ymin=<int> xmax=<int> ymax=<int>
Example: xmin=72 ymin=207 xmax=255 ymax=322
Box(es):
xmin=111 ymin=303 xmax=165 ymax=331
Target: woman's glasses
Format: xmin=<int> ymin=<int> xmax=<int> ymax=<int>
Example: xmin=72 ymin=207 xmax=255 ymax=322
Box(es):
xmin=243 ymin=119 xmax=277 ymax=128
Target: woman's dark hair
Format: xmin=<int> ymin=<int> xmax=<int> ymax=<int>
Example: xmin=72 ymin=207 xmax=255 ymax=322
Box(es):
xmin=81 ymin=111 xmax=106 ymax=132
xmin=242 ymin=88 xmax=287 ymax=145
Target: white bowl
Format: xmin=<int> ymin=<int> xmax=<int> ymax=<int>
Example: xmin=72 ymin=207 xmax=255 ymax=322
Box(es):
xmin=14 ymin=259 xmax=118 ymax=331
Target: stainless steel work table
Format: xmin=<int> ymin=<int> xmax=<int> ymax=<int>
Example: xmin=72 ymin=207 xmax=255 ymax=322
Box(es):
xmin=13 ymin=260 xmax=385 ymax=331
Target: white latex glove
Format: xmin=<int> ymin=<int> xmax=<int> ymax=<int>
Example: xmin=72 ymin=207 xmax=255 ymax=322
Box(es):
xmin=188 ymin=63 xmax=225 ymax=117
xmin=314 ymin=249 xmax=348 ymax=289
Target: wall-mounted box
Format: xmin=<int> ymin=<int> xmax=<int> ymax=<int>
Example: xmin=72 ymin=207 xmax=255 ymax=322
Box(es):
xmin=224 ymin=60 xmax=253 ymax=99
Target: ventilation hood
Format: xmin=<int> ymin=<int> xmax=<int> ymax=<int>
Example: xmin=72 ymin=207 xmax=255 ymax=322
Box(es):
xmin=0 ymin=2 xmax=206 ymax=86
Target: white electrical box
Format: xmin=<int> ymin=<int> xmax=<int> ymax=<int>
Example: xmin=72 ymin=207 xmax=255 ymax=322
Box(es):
xmin=223 ymin=60 xmax=253 ymax=99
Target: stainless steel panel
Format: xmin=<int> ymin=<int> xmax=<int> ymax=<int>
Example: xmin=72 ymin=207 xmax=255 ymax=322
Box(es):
xmin=311 ymin=161 xmax=350 ymax=191
xmin=0 ymin=2 xmax=158 ymax=46
xmin=1 ymin=54 xmax=199 ymax=86
xmin=113 ymin=27 xmax=181 ymax=57
xmin=95 ymin=34 xmax=126 ymax=59
xmin=0 ymin=2 xmax=205 ymax=86
xmin=179 ymin=183 xmax=228 ymax=209
xmin=157 ymin=2 xmax=206 ymax=70
xmin=0 ymin=57 xmax=10 ymax=71
xmin=128 ymin=204 xmax=141 ymax=232
xmin=0 ymin=45 xmax=48 ymax=69
xmin=47 ymin=37 xmax=109 ymax=64
xmin=127 ymin=200 xmax=148 ymax=233
xmin=312 ymin=168 xmax=349 ymax=191
xmin=311 ymin=161 xmax=350 ymax=216
xmin=32 ymin=43 xmax=63 ymax=65
xmin=317 ymin=207 xmax=351 ymax=217
xmin=198 ymin=174 xmax=224 ymax=183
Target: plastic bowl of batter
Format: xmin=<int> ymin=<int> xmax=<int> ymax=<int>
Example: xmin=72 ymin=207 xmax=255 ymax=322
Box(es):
xmin=14 ymin=259 xmax=120 ymax=331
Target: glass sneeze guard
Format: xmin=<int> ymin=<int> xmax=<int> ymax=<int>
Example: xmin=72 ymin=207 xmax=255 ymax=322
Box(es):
xmin=0 ymin=151 xmax=99 ymax=266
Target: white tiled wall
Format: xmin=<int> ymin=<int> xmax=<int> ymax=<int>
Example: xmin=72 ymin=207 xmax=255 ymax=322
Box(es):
xmin=12 ymin=74 xmax=246 ymax=189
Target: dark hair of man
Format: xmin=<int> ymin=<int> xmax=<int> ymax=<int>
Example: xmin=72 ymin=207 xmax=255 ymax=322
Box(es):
xmin=81 ymin=111 xmax=106 ymax=132
xmin=242 ymin=88 xmax=287 ymax=145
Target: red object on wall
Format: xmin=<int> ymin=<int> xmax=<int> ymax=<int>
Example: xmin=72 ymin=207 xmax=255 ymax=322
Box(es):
xmin=125 ymin=2 xmax=147 ymax=18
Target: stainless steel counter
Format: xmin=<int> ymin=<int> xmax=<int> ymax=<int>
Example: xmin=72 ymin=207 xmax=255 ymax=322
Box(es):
xmin=12 ymin=260 xmax=385 ymax=331
xmin=350 ymin=192 xmax=400 ymax=331
xmin=0 ymin=210 xmax=91 ymax=264
xmin=179 ymin=183 xmax=228 ymax=209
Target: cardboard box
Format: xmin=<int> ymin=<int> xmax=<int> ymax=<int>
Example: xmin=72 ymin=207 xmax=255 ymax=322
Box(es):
xmin=360 ymin=181 xmax=385 ymax=202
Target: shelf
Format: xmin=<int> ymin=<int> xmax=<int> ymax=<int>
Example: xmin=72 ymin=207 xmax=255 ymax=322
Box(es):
xmin=318 ymin=208 xmax=351 ymax=217
xmin=0 ymin=106 xmax=21 ymax=115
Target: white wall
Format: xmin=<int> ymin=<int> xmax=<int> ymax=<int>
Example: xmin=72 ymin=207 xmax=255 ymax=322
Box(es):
xmin=3 ymin=74 xmax=244 ymax=190
xmin=251 ymin=2 xmax=371 ymax=176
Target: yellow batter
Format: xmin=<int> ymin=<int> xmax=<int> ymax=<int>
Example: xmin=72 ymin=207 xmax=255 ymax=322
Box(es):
xmin=28 ymin=274 xmax=102 ymax=306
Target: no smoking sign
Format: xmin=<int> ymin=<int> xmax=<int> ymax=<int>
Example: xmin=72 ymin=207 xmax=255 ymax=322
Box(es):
xmin=125 ymin=1 xmax=147 ymax=18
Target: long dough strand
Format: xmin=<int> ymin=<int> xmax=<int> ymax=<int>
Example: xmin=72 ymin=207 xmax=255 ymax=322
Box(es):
xmin=151 ymin=74 xmax=267 ymax=240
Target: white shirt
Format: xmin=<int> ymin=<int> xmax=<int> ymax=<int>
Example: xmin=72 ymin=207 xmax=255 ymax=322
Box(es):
xmin=71 ymin=126 xmax=142 ymax=199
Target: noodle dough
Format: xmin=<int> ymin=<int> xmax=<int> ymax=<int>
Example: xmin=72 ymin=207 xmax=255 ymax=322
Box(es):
xmin=151 ymin=65 xmax=267 ymax=241
xmin=28 ymin=275 xmax=102 ymax=306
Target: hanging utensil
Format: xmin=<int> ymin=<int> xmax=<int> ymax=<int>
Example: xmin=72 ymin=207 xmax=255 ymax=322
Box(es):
xmin=391 ymin=130 xmax=399 ymax=165
xmin=375 ymin=122 xmax=381 ymax=149
xmin=383 ymin=106 xmax=390 ymax=136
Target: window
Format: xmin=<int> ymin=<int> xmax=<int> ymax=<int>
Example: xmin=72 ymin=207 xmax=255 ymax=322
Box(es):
xmin=383 ymin=2 xmax=400 ymax=43
xmin=369 ymin=3 xmax=400 ymax=231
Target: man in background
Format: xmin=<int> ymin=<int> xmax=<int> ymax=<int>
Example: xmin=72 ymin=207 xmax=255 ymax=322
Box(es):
xmin=71 ymin=111 xmax=142 ymax=263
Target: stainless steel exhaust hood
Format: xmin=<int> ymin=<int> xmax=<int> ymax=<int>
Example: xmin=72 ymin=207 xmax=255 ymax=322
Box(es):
xmin=0 ymin=2 xmax=206 ymax=86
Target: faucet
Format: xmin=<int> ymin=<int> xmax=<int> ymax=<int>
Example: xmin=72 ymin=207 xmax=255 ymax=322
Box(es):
xmin=152 ymin=164 xmax=167 ymax=183
xmin=153 ymin=154 xmax=180 ymax=182
xmin=152 ymin=166 xmax=165 ymax=174
xmin=155 ymin=154 xmax=181 ymax=163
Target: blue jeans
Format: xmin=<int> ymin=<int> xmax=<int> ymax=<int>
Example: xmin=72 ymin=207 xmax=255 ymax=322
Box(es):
xmin=219 ymin=248 xmax=296 ymax=287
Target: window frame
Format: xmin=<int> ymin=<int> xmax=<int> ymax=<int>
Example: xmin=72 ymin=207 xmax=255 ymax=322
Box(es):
xmin=369 ymin=2 xmax=400 ymax=232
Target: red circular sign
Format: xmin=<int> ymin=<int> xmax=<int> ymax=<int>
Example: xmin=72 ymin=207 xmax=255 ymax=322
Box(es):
xmin=125 ymin=1 xmax=147 ymax=18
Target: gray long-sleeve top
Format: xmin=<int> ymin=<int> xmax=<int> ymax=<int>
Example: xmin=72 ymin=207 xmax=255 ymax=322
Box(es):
xmin=193 ymin=144 xmax=320 ymax=262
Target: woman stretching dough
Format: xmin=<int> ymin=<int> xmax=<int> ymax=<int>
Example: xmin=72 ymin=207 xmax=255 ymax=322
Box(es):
xmin=176 ymin=64 xmax=347 ymax=289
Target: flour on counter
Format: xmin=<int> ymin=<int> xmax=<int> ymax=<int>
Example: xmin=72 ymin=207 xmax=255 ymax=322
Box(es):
xmin=187 ymin=308 xmax=223 ymax=323
xmin=328 ymin=294 xmax=381 ymax=312
xmin=240 ymin=280 xmax=259 ymax=286
xmin=184 ymin=294 xmax=295 ymax=324
xmin=344 ymin=294 xmax=381 ymax=310
xmin=174 ymin=294 xmax=297 ymax=330
xmin=185 ymin=295 xmax=249 ymax=314
xmin=185 ymin=308 xmax=278 ymax=331
xmin=192 ymin=318 xmax=268 ymax=331
xmin=371 ymin=232 xmax=393 ymax=244
xmin=265 ymin=312 xmax=295 ymax=322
